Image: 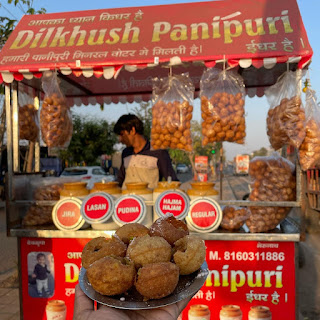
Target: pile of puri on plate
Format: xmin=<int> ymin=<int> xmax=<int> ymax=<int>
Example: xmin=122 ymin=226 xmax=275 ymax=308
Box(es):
xmin=81 ymin=216 xmax=206 ymax=301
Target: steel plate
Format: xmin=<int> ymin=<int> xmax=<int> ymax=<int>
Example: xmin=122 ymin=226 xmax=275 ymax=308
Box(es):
xmin=79 ymin=262 xmax=208 ymax=310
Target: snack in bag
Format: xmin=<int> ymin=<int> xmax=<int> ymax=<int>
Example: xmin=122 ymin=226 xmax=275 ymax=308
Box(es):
xmin=220 ymin=205 xmax=250 ymax=231
xmin=246 ymin=154 xmax=296 ymax=233
xmin=265 ymin=70 xmax=306 ymax=150
xmin=151 ymin=74 xmax=193 ymax=152
xmin=40 ymin=71 xmax=73 ymax=149
xmin=18 ymin=90 xmax=39 ymax=142
xmin=200 ymin=68 xmax=246 ymax=145
xmin=299 ymin=88 xmax=320 ymax=171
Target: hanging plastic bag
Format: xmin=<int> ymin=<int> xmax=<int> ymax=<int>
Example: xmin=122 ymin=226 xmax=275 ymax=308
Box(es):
xmin=246 ymin=153 xmax=296 ymax=233
xmin=200 ymin=68 xmax=246 ymax=146
xmin=151 ymin=73 xmax=193 ymax=152
xmin=265 ymin=70 xmax=306 ymax=150
xmin=220 ymin=205 xmax=251 ymax=231
xmin=299 ymin=88 xmax=320 ymax=171
xmin=40 ymin=71 xmax=73 ymax=150
xmin=18 ymin=90 xmax=39 ymax=142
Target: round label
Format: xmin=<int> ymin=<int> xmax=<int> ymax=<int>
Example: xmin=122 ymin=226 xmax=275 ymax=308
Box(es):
xmin=155 ymin=190 xmax=189 ymax=219
xmin=81 ymin=192 xmax=114 ymax=224
xmin=187 ymin=198 xmax=222 ymax=232
xmin=113 ymin=195 xmax=146 ymax=225
xmin=52 ymin=198 xmax=84 ymax=231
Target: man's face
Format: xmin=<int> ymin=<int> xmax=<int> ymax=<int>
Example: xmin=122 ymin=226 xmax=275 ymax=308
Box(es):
xmin=119 ymin=130 xmax=133 ymax=147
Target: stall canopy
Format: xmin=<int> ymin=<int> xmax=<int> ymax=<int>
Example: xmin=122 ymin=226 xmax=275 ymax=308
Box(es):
xmin=0 ymin=0 xmax=313 ymax=105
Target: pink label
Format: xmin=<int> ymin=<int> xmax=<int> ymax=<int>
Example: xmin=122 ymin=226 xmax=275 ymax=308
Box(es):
xmin=158 ymin=192 xmax=186 ymax=217
xmin=84 ymin=195 xmax=110 ymax=220
xmin=115 ymin=197 xmax=143 ymax=223
xmin=56 ymin=202 xmax=80 ymax=227
xmin=190 ymin=201 xmax=218 ymax=228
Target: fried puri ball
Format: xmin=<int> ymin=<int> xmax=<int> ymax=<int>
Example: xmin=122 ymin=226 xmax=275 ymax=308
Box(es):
xmin=173 ymin=235 xmax=206 ymax=275
xmin=149 ymin=216 xmax=189 ymax=246
xmin=126 ymin=235 xmax=172 ymax=268
xmin=115 ymin=223 xmax=149 ymax=245
xmin=87 ymin=256 xmax=135 ymax=296
xmin=135 ymin=262 xmax=179 ymax=300
xmin=81 ymin=236 xmax=127 ymax=269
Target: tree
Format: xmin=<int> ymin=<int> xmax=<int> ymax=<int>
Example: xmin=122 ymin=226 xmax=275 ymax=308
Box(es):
xmin=0 ymin=1 xmax=46 ymax=49
xmin=251 ymin=147 xmax=268 ymax=158
xmin=132 ymin=101 xmax=152 ymax=139
xmin=59 ymin=115 xmax=117 ymax=166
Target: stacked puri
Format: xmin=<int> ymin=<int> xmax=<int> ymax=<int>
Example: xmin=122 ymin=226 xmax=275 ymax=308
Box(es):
xmin=201 ymin=92 xmax=246 ymax=145
xmin=151 ymin=100 xmax=193 ymax=151
xmin=81 ymin=216 xmax=206 ymax=300
xmin=19 ymin=104 xmax=39 ymax=142
xmin=40 ymin=93 xmax=73 ymax=148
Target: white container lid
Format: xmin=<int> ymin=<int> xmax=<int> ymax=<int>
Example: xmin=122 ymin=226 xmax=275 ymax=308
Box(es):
xmin=186 ymin=197 xmax=222 ymax=233
xmin=80 ymin=192 xmax=114 ymax=224
xmin=154 ymin=190 xmax=190 ymax=220
xmin=113 ymin=194 xmax=147 ymax=226
xmin=52 ymin=197 xmax=85 ymax=231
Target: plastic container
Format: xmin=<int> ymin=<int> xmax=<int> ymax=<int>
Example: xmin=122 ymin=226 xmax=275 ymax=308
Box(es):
xmin=220 ymin=305 xmax=242 ymax=320
xmin=90 ymin=181 xmax=121 ymax=197
xmin=88 ymin=182 xmax=121 ymax=230
xmin=52 ymin=198 xmax=87 ymax=231
xmin=248 ymin=306 xmax=272 ymax=320
xmin=81 ymin=192 xmax=117 ymax=231
xmin=187 ymin=181 xmax=219 ymax=201
xmin=153 ymin=181 xmax=182 ymax=221
xmin=59 ymin=182 xmax=89 ymax=199
xmin=121 ymin=182 xmax=153 ymax=227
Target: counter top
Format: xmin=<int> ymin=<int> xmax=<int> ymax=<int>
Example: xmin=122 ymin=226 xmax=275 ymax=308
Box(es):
xmin=9 ymin=218 xmax=300 ymax=242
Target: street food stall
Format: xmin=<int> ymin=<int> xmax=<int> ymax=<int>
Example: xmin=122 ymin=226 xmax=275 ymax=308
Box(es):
xmin=0 ymin=0 xmax=313 ymax=319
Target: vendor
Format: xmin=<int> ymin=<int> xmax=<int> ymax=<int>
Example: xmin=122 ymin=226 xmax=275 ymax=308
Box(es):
xmin=114 ymin=114 xmax=178 ymax=189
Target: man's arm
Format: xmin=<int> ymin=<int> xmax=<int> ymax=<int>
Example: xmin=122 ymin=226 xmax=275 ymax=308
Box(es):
xmin=116 ymin=153 xmax=126 ymax=187
xmin=158 ymin=150 xmax=179 ymax=181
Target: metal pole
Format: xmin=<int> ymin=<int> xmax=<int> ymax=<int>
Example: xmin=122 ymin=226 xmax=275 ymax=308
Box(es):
xmin=12 ymin=81 xmax=19 ymax=172
xmin=34 ymin=94 xmax=40 ymax=172
xmin=219 ymin=144 xmax=223 ymax=200
xmin=5 ymin=84 xmax=13 ymax=200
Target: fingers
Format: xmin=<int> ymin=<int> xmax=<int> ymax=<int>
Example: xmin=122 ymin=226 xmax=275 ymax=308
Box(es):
xmin=176 ymin=295 xmax=193 ymax=315
xmin=73 ymin=284 xmax=94 ymax=320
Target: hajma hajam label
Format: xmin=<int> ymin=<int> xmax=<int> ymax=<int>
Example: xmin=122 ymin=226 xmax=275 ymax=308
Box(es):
xmin=52 ymin=198 xmax=84 ymax=230
xmin=113 ymin=195 xmax=146 ymax=225
xmin=188 ymin=198 xmax=222 ymax=232
xmin=155 ymin=190 xmax=189 ymax=219
xmin=81 ymin=193 xmax=114 ymax=224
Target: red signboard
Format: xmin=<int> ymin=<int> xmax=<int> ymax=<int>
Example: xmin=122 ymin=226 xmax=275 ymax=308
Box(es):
xmin=0 ymin=0 xmax=312 ymax=73
xmin=180 ymin=240 xmax=296 ymax=320
xmin=156 ymin=190 xmax=189 ymax=219
xmin=194 ymin=156 xmax=208 ymax=182
xmin=20 ymin=238 xmax=296 ymax=320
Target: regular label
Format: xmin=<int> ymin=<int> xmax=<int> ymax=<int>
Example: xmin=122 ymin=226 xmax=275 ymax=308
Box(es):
xmin=114 ymin=195 xmax=146 ymax=224
xmin=156 ymin=190 xmax=189 ymax=219
xmin=188 ymin=198 xmax=222 ymax=232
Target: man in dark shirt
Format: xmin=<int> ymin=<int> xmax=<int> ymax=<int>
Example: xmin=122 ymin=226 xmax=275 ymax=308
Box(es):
xmin=114 ymin=114 xmax=178 ymax=189
xmin=32 ymin=253 xmax=51 ymax=297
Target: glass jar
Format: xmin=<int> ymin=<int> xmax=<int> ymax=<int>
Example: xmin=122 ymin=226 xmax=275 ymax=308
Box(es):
xmin=220 ymin=305 xmax=242 ymax=320
xmin=188 ymin=304 xmax=211 ymax=320
xmin=90 ymin=181 xmax=121 ymax=197
xmin=153 ymin=181 xmax=182 ymax=221
xmin=187 ymin=181 xmax=219 ymax=201
xmin=122 ymin=182 xmax=153 ymax=227
xmin=248 ymin=306 xmax=272 ymax=320
xmin=59 ymin=182 xmax=89 ymax=199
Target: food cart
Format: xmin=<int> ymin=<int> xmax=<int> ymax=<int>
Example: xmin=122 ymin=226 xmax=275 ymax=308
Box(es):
xmin=0 ymin=0 xmax=313 ymax=319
